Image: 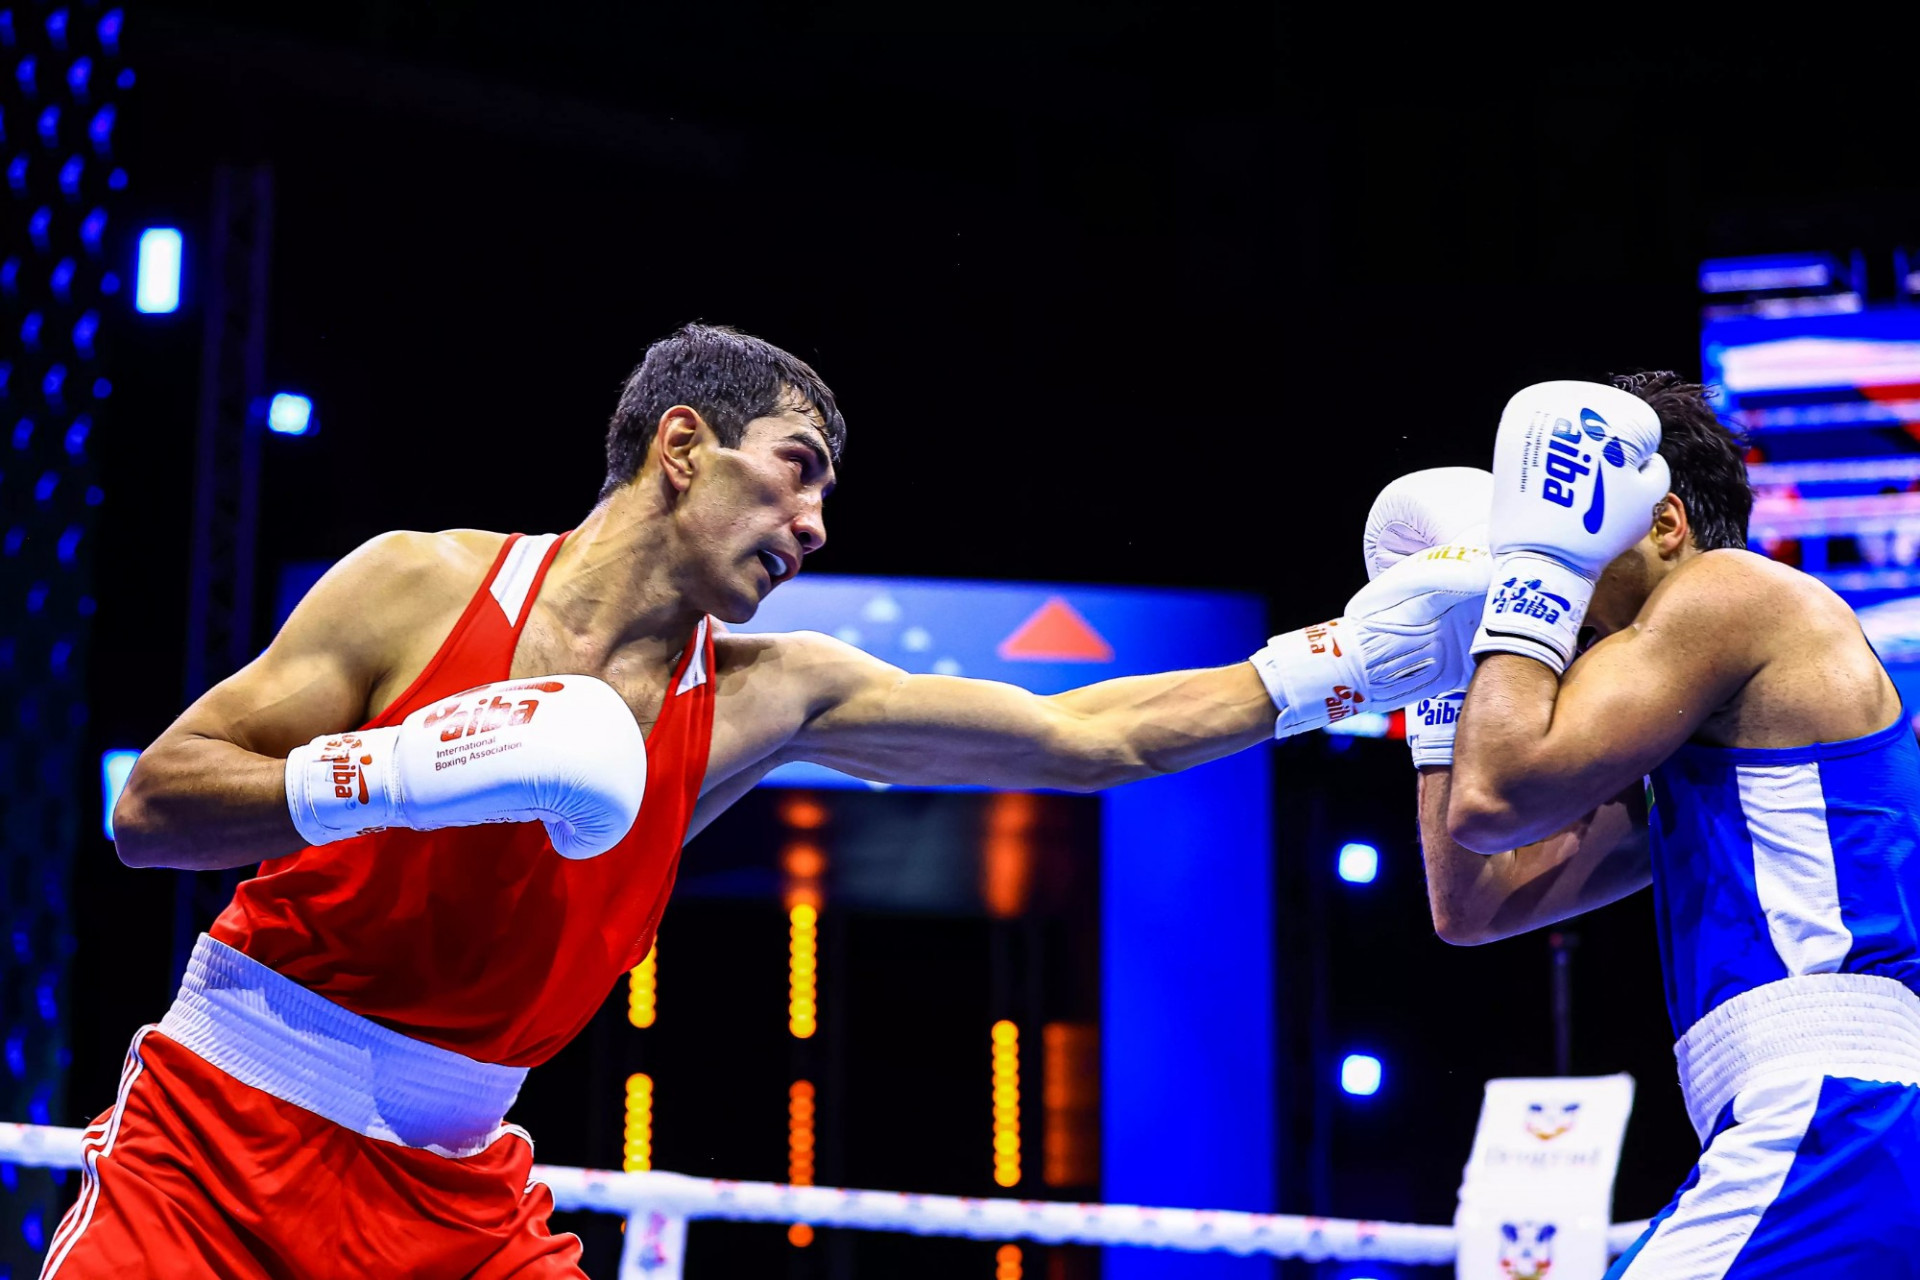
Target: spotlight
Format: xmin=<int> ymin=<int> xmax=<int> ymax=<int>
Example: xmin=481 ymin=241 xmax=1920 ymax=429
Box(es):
xmin=135 ymin=227 xmax=180 ymax=314
xmin=1336 ymin=841 xmax=1378 ymax=885
xmin=266 ymin=393 xmax=313 ymax=436
xmin=1340 ymin=1053 xmax=1382 ymax=1097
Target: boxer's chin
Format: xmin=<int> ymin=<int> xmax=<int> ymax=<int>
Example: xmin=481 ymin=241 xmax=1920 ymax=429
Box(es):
xmin=1587 ymin=548 xmax=1654 ymax=639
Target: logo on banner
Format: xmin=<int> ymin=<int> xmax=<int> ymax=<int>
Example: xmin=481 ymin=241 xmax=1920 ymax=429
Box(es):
xmin=633 ymin=1211 xmax=674 ymax=1271
xmin=1498 ymin=1221 xmax=1557 ymax=1279
xmin=1523 ymin=1100 xmax=1581 ymax=1141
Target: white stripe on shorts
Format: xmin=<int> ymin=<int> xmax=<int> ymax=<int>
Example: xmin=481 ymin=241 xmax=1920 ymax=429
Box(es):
xmin=40 ymin=1027 xmax=153 ymax=1279
xmin=1616 ymin=1074 xmax=1822 ymax=1279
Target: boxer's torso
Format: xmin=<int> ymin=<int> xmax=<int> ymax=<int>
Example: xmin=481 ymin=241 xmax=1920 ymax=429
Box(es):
xmin=1640 ymin=552 xmax=1920 ymax=1036
xmin=212 ymin=530 xmax=719 ymax=1067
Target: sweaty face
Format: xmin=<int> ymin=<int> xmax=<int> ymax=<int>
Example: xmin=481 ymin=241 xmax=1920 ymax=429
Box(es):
xmin=678 ymin=407 xmax=835 ymax=624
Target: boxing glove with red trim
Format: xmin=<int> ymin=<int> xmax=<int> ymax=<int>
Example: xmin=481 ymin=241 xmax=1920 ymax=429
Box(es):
xmin=1472 ymin=382 xmax=1670 ymax=674
xmin=285 ymin=674 xmax=647 ymax=860
xmin=1251 ymin=540 xmax=1491 ymax=738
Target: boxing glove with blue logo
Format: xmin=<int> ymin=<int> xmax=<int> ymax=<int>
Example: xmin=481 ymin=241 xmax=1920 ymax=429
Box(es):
xmin=1363 ymin=468 xmax=1492 ymax=767
xmin=1471 ymin=381 xmax=1670 ymax=674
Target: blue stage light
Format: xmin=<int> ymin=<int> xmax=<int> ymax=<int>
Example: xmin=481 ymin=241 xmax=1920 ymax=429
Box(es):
xmin=47 ymin=8 xmax=70 ymax=50
xmin=87 ymin=103 xmax=113 ymax=153
xmin=67 ymin=56 xmax=90 ymax=98
xmin=59 ymin=153 xmax=82 ymax=197
xmin=1337 ymin=841 xmax=1379 ymax=884
xmin=28 ymin=205 xmax=51 ymax=249
xmin=17 ymin=56 xmax=36 ymax=96
xmin=100 ymin=748 xmax=138 ymax=839
xmin=71 ymin=310 xmax=96 ymax=356
xmin=136 ymin=227 xmax=181 ymax=313
xmin=7 ymin=154 xmax=27 ymax=193
xmin=267 ymin=392 xmax=314 ymax=436
xmin=36 ymin=104 xmax=58 ymax=147
xmin=79 ymin=205 xmax=105 ymax=252
xmin=98 ymin=9 xmax=124 ymax=56
xmin=50 ymin=257 xmax=74 ymax=300
xmin=1340 ymin=1053 xmax=1382 ymax=1097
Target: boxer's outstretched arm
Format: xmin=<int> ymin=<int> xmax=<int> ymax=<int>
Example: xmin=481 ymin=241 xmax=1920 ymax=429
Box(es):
xmin=1417 ymin=767 xmax=1646 ymax=945
xmin=1448 ymin=556 xmax=1760 ymax=851
xmin=771 ymin=632 xmax=1274 ymax=790
xmin=112 ymin=533 xmax=464 ymax=870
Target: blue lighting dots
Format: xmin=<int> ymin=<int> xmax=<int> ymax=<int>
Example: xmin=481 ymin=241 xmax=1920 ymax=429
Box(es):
xmin=71 ymin=309 xmax=96 ymax=356
xmin=50 ymin=257 xmax=75 ymax=300
xmin=36 ymin=103 xmax=58 ymax=148
xmin=98 ymin=9 xmax=123 ymax=56
xmin=6 ymin=153 xmax=26 ymax=192
xmin=28 ymin=204 xmax=51 ymax=249
xmin=100 ymin=749 xmax=138 ymax=838
xmin=63 ymin=415 xmax=88 ymax=455
xmin=87 ymin=103 xmax=113 ymax=153
xmin=135 ymin=225 xmax=180 ymax=312
xmin=1340 ymin=1052 xmax=1383 ymax=1097
xmin=67 ymin=56 xmax=90 ymax=98
xmin=116 ymin=68 xmax=134 ymax=91
xmin=56 ymin=525 xmax=80 ymax=562
xmin=1337 ymin=841 xmax=1379 ymax=884
xmin=59 ymin=152 xmax=82 ymax=198
xmin=46 ymin=8 xmax=70 ymax=50
xmin=78 ymin=204 xmax=104 ymax=253
xmin=267 ymin=392 xmax=315 ymax=436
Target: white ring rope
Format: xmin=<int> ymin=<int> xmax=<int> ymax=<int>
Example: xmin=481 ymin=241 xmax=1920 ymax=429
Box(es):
xmin=0 ymin=1122 xmax=1650 ymax=1264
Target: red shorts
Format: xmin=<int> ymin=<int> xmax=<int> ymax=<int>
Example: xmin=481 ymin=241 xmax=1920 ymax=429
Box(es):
xmin=40 ymin=1029 xmax=584 ymax=1279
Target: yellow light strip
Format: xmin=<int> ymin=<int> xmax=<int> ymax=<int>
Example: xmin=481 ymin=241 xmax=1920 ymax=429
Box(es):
xmin=789 ymin=904 xmax=818 ymax=1039
xmin=995 ymin=1243 xmax=1023 ymax=1280
xmin=991 ymin=1020 xmax=1020 ymax=1188
xmin=788 ymin=1079 xmax=816 ymax=1247
xmin=623 ymin=1073 xmax=653 ymax=1173
xmin=627 ymin=942 xmax=657 ymax=1029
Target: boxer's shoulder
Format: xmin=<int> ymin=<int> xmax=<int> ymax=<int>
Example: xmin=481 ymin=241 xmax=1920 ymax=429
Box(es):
xmin=293 ymin=530 xmax=506 ymax=664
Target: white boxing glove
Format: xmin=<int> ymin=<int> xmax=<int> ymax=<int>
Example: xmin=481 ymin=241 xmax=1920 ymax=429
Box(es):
xmin=285 ymin=674 xmax=647 ymax=860
xmin=1251 ymin=541 xmax=1491 ymax=738
xmin=1472 ymin=381 xmax=1671 ymax=673
xmin=1363 ymin=467 xmax=1493 ymax=581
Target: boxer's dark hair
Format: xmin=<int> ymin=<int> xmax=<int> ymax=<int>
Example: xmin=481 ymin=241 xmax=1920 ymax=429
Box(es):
xmin=601 ymin=323 xmax=846 ymax=500
xmin=1611 ymin=371 xmax=1751 ymax=552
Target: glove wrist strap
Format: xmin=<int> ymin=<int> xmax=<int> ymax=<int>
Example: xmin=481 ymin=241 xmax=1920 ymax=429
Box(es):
xmin=285 ymin=728 xmax=400 ymax=848
xmin=1250 ymin=618 xmax=1372 ymax=739
xmin=1471 ymin=552 xmax=1594 ymax=675
xmin=1407 ymin=690 xmax=1464 ymax=769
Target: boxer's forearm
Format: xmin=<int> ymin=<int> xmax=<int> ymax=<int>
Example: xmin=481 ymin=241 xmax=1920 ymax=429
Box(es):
xmin=1418 ymin=767 xmax=1650 ymax=945
xmin=1046 ymin=663 xmax=1275 ymax=784
xmin=113 ymin=735 xmax=307 ymax=870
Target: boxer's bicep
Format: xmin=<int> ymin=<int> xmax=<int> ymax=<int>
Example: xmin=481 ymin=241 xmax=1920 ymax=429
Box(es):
xmin=1457 ymin=571 xmax=1756 ymax=848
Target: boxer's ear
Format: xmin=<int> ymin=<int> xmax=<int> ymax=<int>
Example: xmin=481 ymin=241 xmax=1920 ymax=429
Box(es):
xmin=656 ymin=406 xmax=702 ymax=493
xmin=1652 ymin=492 xmax=1689 ymax=557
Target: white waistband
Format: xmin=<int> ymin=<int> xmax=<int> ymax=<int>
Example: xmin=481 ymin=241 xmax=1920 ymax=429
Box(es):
xmin=158 ymin=934 xmax=528 ymax=1158
xmin=1674 ymin=972 xmax=1920 ymax=1143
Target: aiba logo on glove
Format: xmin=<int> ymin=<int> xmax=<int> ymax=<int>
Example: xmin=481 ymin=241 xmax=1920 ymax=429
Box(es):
xmin=1490 ymin=577 xmax=1573 ymax=627
xmin=1415 ymin=693 xmax=1462 ymax=728
xmin=1538 ymin=408 xmax=1629 ymax=535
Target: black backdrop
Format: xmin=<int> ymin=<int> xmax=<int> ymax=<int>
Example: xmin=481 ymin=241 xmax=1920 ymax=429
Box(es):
xmin=60 ymin=5 xmax=1920 ymax=1272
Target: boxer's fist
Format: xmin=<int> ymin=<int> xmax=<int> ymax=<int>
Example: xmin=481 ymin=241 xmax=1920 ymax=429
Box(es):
xmin=1473 ymin=382 xmax=1670 ymax=673
xmin=1252 ymin=541 xmax=1490 ymax=738
xmin=1363 ymin=467 xmax=1493 ymax=581
xmin=286 ymin=675 xmax=647 ymax=860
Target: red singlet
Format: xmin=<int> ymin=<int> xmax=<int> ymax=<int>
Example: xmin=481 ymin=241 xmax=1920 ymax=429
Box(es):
xmin=210 ymin=531 xmax=716 ymax=1067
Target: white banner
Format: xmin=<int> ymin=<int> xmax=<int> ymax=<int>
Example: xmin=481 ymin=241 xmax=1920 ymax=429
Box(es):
xmin=1454 ymin=1074 xmax=1635 ymax=1280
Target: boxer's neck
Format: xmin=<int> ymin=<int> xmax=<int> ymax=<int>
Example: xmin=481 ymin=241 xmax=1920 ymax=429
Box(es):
xmin=537 ymin=489 xmax=708 ymax=675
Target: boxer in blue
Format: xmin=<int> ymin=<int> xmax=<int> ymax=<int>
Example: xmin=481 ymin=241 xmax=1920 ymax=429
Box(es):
xmin=1391 ymin=372 xmax=1920 ymax=1277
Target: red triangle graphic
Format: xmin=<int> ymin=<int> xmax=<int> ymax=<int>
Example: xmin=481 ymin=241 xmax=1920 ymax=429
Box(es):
xmin=998 ymin=597 xmax=1114 ymax=662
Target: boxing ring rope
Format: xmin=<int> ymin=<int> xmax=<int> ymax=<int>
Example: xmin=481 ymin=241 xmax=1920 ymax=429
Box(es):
xmin=2 ymin=1123 xmax=1650 ymax=1276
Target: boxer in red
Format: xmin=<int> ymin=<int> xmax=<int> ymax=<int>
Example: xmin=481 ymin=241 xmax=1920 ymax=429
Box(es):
xmin=47 ymin=324 xmax=1488 ymax=1277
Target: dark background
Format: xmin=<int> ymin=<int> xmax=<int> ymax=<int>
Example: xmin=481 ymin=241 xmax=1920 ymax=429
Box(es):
xmin=48 ymin=4 xmax=1920 ymax=1275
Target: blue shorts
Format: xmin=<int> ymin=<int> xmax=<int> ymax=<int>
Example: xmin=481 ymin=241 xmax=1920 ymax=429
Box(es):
xmin=1608 ymin=1075 xmax=1920 ymax=1278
